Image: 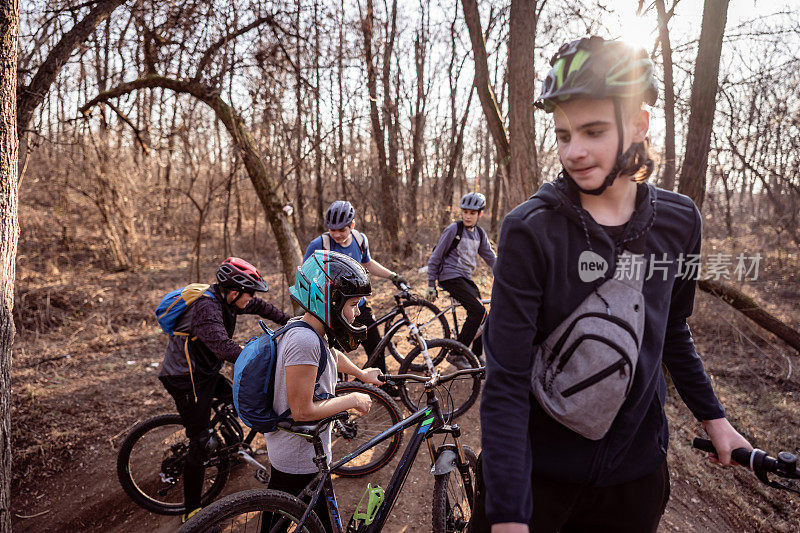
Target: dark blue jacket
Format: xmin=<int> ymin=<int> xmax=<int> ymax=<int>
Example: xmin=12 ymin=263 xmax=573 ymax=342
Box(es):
xmin=480 ymin=177 xmax=725 ymax=525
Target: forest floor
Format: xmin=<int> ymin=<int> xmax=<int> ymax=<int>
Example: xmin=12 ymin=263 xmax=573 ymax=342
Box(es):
xmin=9 ymin=201 xmax=800 ymax=532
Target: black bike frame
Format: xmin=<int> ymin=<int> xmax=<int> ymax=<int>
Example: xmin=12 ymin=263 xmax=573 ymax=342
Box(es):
xmin=204 ymin=404 xmax=258 ymax=467
xmin=289 ymin=393 xmax=448 ymax=533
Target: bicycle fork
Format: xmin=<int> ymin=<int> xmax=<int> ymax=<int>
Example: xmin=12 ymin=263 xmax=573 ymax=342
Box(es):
xmin=409 ymin=323 xmax=437 ymax=375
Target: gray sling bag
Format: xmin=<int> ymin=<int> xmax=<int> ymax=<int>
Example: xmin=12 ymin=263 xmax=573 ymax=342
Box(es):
xmin=530 ymin=250 xmax=646 ymax=440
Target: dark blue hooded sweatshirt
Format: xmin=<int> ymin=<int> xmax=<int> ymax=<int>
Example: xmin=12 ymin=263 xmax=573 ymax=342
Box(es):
xmin=480 ymin=176 xmax=725 ymax=525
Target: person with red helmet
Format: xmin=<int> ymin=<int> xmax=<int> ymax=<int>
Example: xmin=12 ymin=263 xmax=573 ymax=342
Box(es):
xmin=158 ymin=257 xmax=292 ymax=522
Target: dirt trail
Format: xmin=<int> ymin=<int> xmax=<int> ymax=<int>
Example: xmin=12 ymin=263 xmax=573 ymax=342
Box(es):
xmin=11 ymin=392 xmax=745 ymax=533
xmin=11 ymin=266 xmax=799 ymax=532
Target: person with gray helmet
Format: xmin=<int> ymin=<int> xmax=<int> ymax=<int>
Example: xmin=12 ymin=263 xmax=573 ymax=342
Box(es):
xmin=426 ymin=192 xmax=496 ymax=368
xmin=304 ymin=201 xmax=407 ymax=395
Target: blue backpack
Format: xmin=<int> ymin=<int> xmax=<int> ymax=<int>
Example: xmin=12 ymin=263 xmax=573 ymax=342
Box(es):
xmin=155 ymin=283 xmax=215 ymax=335
xmin=233 ymin=321 xmax=331 ymax=433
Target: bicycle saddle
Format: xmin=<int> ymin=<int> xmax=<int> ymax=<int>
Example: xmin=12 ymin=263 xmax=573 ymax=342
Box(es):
xmin=277 ymin=412 xmax=349 ymax=437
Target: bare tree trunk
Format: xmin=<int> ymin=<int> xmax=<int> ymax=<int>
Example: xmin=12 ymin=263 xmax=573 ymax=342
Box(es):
xmin=313 ymin=0 xmax=324 ymax=233
xmin=407 ymin=4 xmax=427 ymax=229
xmin=361 ymin=0 xmax=399 ymax=248
xmin=337 ymin=0 xmax=347 ymax=198
xmin=383 ymin=0 xmax=400 ymax=211
xmin=655 ymin=0 xmax=676 ymax=190
xmin=462 ymin=0 xmax=511 ymax=199
xmin=490 ymin=166 xmax=502 ymax=234
xmin=0 ymin=0 xmax=19 ymax=529
xmin=507 ymin=0 xmax=539 ymax=207
xmin=440 ymin=90 xmax=474 ymax=228
xmin=677 ymin=0 xmax=729 ymax=209
xmin=700 ymin=279 xmax=800 ymax=354
xmin=293 ymin=2 xmax=305 ymax=240
xmin=81 ymin=75 xmax=303 ymax=283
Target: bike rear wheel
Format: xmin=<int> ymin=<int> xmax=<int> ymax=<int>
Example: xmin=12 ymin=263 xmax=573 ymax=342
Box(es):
xmin=116 ymin=413 xmax=230 ymax=515
xmin=177 ymin=488 xmax=325 ymax=533
xmin=432 ymin=445 xmax=478 ymax=533
xmin=383 ymin=300 xmax=451 ymax=369
xmin=397 ymin=338 xmax=482 ymax=420
xmin=331 ymin=381 xmax=403 ymax=476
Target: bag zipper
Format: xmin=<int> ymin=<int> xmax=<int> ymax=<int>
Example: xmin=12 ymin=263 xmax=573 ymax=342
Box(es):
xmin=560 ymin=359 xmax=629 ymax=398
xmin=545 ymin=311 xmax=640 ymax=368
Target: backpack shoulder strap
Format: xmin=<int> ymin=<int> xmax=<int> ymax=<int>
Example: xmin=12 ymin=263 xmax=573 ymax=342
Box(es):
xmin=446 ymin=221 xmax=465 ymax=257
xmin=275 ymin=321 xmax=329 ymax=379
xmin=476 ymin=225 xmax=487 ymax=245
xmin=350 ymin=229 xmax=366 ymax=255
xmin=321 ymin=233 xmax=332 ymax=251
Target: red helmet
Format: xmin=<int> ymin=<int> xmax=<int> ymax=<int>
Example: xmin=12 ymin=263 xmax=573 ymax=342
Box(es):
xmin=216 ymin=257 xmax=269 ymax=293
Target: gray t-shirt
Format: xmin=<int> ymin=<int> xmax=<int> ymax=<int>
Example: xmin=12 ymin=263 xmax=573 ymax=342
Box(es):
xmin=265 ymin=320 xmax=338 ymax=474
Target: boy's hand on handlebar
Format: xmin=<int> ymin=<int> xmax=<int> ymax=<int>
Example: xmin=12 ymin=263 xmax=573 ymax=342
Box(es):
xmin=389 ymin=272 xmax=408 ymax=287
xmin=347 ymin=392 xmax=372 ymax=415
xmin=425 ymin=287 xmax=437 ymax=302
xmin=702 ymin=417 xmax=753 ymax=466
xmin=360 ymin=368 xmax=383 ymax=386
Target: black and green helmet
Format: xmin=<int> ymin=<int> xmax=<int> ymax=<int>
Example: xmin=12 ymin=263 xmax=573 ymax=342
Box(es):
xmin=535 ymin=36 xmax=657 ymax=113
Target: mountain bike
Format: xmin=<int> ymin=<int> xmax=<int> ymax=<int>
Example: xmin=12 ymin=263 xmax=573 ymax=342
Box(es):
xmin=693 ymin=437 xmax=800 ymax=495
xmin=117 ymin=382 xmax=401 ymax=514
xmin=430 ymin=293 xmax=491 ymax=350
xmin=365 ymin=282 xmax=451 ymax=369
xmin=369 ymin=287 xmax=483 ymax=419
xmin=178 ymin=369 xmax=483 ymax=533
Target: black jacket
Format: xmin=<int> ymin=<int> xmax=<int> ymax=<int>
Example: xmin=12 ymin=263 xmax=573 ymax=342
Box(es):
xmin=480 ymin=177 xmax=725 ymax=525
xmin=159 ymin=284 xmax=292 ymax=380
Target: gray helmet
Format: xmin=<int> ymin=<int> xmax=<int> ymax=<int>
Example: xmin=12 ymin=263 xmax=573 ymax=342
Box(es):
xmin=324 ymin=201 xmax=355 ymax=229
xmin=460 ymin=192 xmax=486 ymax=211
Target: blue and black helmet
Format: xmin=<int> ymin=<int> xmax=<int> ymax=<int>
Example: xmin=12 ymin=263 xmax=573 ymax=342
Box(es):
xmin=324 ymin=201 xmax=355 ymax=229
xmin=289 ymin=251 xmax=371 ymax=352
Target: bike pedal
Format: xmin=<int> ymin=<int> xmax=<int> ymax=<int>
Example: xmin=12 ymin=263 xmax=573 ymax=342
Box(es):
xmin=255 ymin=468 xmax=270 ymax=484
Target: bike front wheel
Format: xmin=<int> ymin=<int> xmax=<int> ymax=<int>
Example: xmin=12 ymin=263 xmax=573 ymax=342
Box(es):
xmin=177 ymin=489 xmax=325 ymax=533
xmin=397 ymin=338 xmax=482 ymax=420
xmin=384 ymin=299 xmax=451 ymax=370
xmin=432 ymin=445 xmax=478 ymax=533
xmin=331 ymin=381 xmax=403 ymax=476
xmin=116 ymin=413 xmax=230 ymax=515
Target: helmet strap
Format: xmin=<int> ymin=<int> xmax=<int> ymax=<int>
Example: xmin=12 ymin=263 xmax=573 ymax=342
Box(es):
xmin=222 ymin=287 xmax=243 ymax=307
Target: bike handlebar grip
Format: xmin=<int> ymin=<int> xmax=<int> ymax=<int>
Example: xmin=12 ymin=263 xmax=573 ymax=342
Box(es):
xmin=693 ymin=438 xmax=752 ymax=467
xmin=377 ymin=374 xmax=386 ymax=382
xmin=693 ymin=438 xmax=716 ymax=454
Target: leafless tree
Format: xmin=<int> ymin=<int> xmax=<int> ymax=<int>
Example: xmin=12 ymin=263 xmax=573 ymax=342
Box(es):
xmin=0 ymin=0 xmax=20 ymax=529
xmin=677 ymin=0 xmax=730 ymax=208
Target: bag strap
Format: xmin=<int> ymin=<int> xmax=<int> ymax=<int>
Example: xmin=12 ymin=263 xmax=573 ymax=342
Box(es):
xmin=322 ymin=231 xmax=366 ymax=258
xmin=350 ymin=229 xmax=366 ymax=256
xmin=274 ymin=321 xmax=329 ymax=381
xmin=445 ymin=221 xmax=465 ymax=258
